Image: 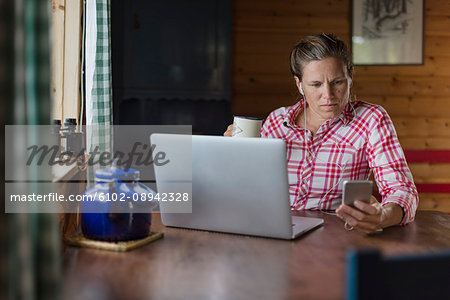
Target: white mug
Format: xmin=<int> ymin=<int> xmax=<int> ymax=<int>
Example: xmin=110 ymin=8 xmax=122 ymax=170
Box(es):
xmin=232 ymin=116 xmax=263 ymax=137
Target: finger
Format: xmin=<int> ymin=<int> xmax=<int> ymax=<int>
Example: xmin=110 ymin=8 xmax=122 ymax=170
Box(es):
xmin=223 ymin=124 xmax=233 ymax=136
xmin=336 ymin=204 xmax=367 ymax=221
xmin=226 ymin=125 xmax=234 ymax=136
xmin=337 ymin=205 xmax=382 ymax=227
xmin=354 ymin=200 xmax=380 ymax=215
xmin=339 ymin=211 xmax=379 ymax=233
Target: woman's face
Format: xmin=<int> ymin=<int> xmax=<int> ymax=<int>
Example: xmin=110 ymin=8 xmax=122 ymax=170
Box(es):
xmin=296 ymin=57 xmax=352 ymax=121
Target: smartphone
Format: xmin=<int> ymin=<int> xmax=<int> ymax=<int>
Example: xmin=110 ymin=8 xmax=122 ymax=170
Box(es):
xmin=342 ymin=180 xmax=373 ymax=208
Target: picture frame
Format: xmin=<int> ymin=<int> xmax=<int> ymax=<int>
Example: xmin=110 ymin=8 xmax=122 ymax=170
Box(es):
xmin=351 ymin=0 xmax=424 ymax=65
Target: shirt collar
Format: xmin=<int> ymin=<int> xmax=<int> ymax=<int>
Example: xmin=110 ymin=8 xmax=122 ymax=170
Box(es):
xmin=339 ymin=101 xmax=355 ymax=125
xmin=284 ymin=98 xmax=305 ymax=127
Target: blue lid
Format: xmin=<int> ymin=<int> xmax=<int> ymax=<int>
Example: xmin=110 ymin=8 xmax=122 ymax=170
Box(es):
xmin=95 ymin=167 xmax=140 ymax=182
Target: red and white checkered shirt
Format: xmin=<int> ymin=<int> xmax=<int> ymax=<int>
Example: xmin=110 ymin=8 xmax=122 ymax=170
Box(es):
xmin=261 ymin=99 xmax=418 ymax=225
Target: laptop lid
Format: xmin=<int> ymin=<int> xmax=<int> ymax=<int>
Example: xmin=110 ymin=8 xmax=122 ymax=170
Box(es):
xmin=150 ymin=134 xmax=322 ymax=239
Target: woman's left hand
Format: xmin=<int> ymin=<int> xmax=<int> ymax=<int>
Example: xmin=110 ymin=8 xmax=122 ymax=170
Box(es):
xmin=336 ymin=196 xmax=403 ymax=234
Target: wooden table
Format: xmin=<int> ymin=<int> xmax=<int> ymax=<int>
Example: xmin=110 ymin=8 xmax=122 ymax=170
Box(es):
xmin=63 ymin=211 xmax=450 ymax=300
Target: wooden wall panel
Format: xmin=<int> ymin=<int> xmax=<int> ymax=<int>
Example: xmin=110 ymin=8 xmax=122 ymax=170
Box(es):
xmin=400 ymin=137 xmax=450 ymax=150
xmin=353 ymin=76 xmax=450 ymax=97
xmin=356 ymin=57 xmax=450 ymax=76
xmin=426 ymin=37 xmax=450 ymax=56
xmin=234 ymin=32 xmax=300 ymax=55
xmin=409 ymin=163 xmax=450 ymax=183
xmin=234 ymin=54 xmax=290 ymax=74
xmin=394 ymin=117 xmax=450 ymax=138
xmin=367 ymin=96 xmax=450 ymax=118
xmin=234 ymin=0 xmax=349 ymax=17
xmin=418 ymin=193 xmax=450 ymax=212
xmin=232 ymin=0 xmax=450 ymax=212
xmin=425 ymin=0 xmax=450 ymax=13
xmin=234 ymin=15 xmax=348 ymax=32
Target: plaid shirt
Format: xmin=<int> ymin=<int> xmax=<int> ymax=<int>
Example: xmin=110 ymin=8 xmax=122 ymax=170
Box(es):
xmin=261 ymin=99 xmax=418 ymax=225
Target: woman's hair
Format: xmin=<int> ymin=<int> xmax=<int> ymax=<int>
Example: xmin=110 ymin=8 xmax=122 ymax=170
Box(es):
xmin=289 ymin=33 xmax=353 ymax=80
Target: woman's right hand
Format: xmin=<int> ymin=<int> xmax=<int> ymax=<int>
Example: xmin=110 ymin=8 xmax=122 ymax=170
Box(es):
xmin=223 ymin=124 xmax=233 ymax=136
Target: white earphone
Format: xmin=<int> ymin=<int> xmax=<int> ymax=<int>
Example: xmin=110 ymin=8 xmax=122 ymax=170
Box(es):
xmin=299 ymin=83 xmax=305 ymax=96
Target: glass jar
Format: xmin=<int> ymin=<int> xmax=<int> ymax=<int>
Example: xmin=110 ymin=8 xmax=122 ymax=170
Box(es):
xmin=81 ymin=164 xmax=157 ymax=241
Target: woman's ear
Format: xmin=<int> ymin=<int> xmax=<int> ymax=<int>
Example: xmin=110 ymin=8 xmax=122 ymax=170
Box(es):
xmin=294 ymin=76 xmax=301 ymax=89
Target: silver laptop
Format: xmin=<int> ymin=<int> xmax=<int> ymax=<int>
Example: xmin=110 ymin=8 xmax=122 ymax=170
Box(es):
xmin=150 ymin=134 xmax=323 ymax=240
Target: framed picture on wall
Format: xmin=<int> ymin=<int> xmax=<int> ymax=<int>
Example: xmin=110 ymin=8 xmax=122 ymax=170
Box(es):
xmin=351 ymin=0 xmax=424 ymax=65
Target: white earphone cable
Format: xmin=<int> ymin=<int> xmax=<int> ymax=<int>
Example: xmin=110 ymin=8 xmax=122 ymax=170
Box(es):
xmin=300 ymin=83 xmax=355 ymax=215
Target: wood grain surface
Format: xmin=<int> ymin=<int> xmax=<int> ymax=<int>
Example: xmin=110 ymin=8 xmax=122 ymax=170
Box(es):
xmin=63 ymin=210 xmax=450 ymax=300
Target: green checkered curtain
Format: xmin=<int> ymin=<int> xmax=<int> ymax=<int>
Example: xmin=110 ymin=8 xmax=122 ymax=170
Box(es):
xmin=85 ymin=0 xmax=113 ymax=168
xmin=0 ymin=0 xmax=9 ymax=295
xmin=2 ymin=0 xmax=62 ymax=299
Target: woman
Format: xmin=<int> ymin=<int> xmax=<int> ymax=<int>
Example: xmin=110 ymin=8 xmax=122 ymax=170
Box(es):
xmin=224 ymin=33 xmax=418 ymax=234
